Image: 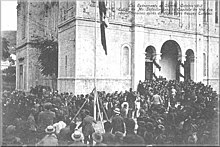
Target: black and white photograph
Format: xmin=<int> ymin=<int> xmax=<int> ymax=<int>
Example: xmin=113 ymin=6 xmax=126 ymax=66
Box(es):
xmin=1 ymin=0 xmax=219 ymax=146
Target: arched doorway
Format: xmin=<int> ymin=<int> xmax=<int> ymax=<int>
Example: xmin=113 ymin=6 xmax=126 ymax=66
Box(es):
xmin=160 ymin=40 xmax=182 ymax=80
xmin=145 ymin=46 xmax=156 ymax=80
xmin=184 ymin=49 xmax=195 ymax=81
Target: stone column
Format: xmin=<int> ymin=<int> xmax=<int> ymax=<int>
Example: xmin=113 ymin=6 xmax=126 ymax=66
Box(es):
xmin=154 ymin=53 xmax=162 ymax=78
xmin=178 ymin=55 xmax=186 ymax=81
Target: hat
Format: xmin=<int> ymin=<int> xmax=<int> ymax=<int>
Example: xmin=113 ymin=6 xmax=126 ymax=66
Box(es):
xmin=158 ymin=124 xmax=165 ymax=131
xmin=6 ymin=125 xmax=16 ymax=134
xmin=92 ymin=132 xmax=103 ymax=143
xmin=121 ymin=102 xmax=129 ymax=108
xmin=113 ymin=108 xmax=120 ymax=114
xmin=71 ymin=131 xmax=84 ymax=141
xmin=45 ymin=125 xmax=55 ymax=133
xmin=156 ymin=117 xmax=164 ymax=124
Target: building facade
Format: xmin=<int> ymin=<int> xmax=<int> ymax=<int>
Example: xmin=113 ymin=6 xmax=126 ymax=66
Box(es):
xmin=16 ymin=0 xmax=219 ymax=94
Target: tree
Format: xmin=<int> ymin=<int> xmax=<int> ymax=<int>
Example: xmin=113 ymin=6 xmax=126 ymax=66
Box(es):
xmin=2 ymin=66 xmax=16 ymax=82
xmin=32 ymin=36 xmax=58 ymax=78
xmin=2 ymin=37 xmax=10 ymax=60
xmin=2 ymin=66 xmax=16 ymax=91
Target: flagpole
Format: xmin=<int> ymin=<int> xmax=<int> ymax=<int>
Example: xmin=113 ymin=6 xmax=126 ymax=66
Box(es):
xmin=94 ymin=0 xmax=98 ymax=121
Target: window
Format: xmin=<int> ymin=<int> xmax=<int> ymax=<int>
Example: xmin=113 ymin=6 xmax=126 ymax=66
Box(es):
xmin=174 ymin=0 xmax=178 ymax=15
xmin=20 ymin=65 xmax=23 ymax=76
xmin=203 ymin=53 xmax=207 ymax=76
xmin=22 ymin=3 xmax=26 ymax=39
xmin=19 ymin=64 xmax=23 ymax=89
xmin=161 ymin=0 xmax=179 ymax=16
xmin=65 ymin=55 xmax=67 ymax=76
xmin=161 ymin=0 xmax=164 ymax=13
xmin=122 ymin=46 xmax=130 ymax=76
xmin=168 ymin=0 xmax=173 ymax=15
xmin=203 ymin=0 xmax=208 ymax=22
xmin=215 ymin=0 xmax=219 ymax=23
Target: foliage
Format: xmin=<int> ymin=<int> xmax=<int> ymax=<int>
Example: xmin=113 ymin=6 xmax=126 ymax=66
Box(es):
xmin=31 ymin=36 xmax=58 ymax=78
xmin=1 ymin=37 xmax=10 ymax=60
xmin=2 ymin=66 xmax=16 ymax=82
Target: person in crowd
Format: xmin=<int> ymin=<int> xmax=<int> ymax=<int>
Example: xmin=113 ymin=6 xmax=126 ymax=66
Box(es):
xmin=123 ymin=118 xmax=145 ymax=145
xmin=114 ymin=131 xmax=124 ymax=146
xmin=137 ymin=121 xmax=146 ymax=138
xmin=135 ymin=92 xmax=141 ymax=118
xmin=111 ymin=108 xmax=125 ymax=134
xmin=53 ymin=120 xmax=66 ymax=135
xmin=36 ymin=125 xmax=58 ymax=146
xmin=92 ymin=132 xmax=107 ymax=146
xmin=2 ymin=79 xmax=219 ymax=146
xmin=101 ymin=121 xmax=115 ymax=145
xmin=151 ymin=90 xmax=163 ymax=112
xmin=37 ymin=102 xmax=56 ymax=139
xmin=127 ymin=88 xmax=136 ymax=119
xmin=26 ymin=108 xmax=37 ymax=144
xmin=120 ymin=101 xmax=129 ymax=119
xmin=68 ymin=130 xmax=85 ymax=146
xmin=2 ymin=125 xmax=23 ymax=146
xmin=78 ymin=109 xmax=97 ymax=145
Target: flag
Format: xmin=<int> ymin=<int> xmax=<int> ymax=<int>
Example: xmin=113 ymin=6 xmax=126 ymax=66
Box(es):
xmin=99 ymin=0 xmax=107 ymax=55
xmin=153 ymin=59 xmax=161 ymax=71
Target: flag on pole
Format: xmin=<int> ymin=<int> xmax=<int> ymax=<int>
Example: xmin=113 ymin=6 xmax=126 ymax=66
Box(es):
xmin=99 ymin=0 xmax=108 ymax=55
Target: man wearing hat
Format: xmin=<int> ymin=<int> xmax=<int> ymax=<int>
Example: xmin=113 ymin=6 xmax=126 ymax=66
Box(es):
xmin=69 ymin=131 xmax=85 ymax=146
xmin=78 ymin=109 xmax=97 ymax=145
xmin=111 ymin=108 xmax=125 ymax=134
xmin=36 ymin=125 xmax=58 ymax=146
xmin=37 ymin=102 xmax=56 ymax=139
xmin=3 ymin=125 xmax=23 ymax=146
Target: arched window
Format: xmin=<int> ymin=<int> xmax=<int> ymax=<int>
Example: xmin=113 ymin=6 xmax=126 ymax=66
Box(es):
xmin=203 ymin=53 xmax=207 ymax=76
xmin=121 ymin=46 xmax=130 ymax=76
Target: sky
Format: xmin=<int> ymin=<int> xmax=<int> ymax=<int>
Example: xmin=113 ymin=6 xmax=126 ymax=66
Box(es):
xmin=1 ymin=0 xmax=17 ymax=31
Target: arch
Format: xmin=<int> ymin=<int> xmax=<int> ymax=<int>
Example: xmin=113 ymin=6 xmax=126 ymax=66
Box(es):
xmin=145 ymin=45 xmax=156 ymax=80
xmin=160 ymin=40 xmax=182 ymax=59
xmin=185 ymin=49 xmax=195 ymax=81
xmin=145 ymin=45 xmax=156 ymax=61
xmin=185 ymin=49 xmax=195 ymax=59
xmin=160 ymin=40 xmax=182 ymax=80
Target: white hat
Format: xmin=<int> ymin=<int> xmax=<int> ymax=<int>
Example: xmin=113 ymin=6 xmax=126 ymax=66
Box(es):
xmin=45 ymin=125 xmax=55 ymax=134
xmin=71 ymin=131 xmax=84 ymax=141
xmin=121 ymin=102 xmax=129 ymax=108
xmin=113 ymin=108 xmax=120 ymax=114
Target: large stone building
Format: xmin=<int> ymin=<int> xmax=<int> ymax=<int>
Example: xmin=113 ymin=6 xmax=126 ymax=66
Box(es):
xmin=16 ymin=0 xmax=219 ymax=94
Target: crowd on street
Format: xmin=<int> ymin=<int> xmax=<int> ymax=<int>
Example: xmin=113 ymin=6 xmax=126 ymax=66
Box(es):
xmin=2 ymin=79 xmax=219 ymax=146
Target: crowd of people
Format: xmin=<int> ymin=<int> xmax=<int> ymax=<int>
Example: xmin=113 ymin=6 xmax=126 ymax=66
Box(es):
xmin=2 ymin=79 xmax=219 ymax=146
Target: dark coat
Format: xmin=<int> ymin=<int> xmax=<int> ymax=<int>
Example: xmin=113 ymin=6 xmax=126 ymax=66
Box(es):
xmin=111 ymin=115 xmax=125 ymax=134
xmin=38 ymin=110 xmax=56 ymax=132
xmin=102 ymin=132 xmax=115 ymax=145
xmin=78 ymin=115 xmax=96 ymax=137
xmin=123 ymin=132 xmax=145 ymax=145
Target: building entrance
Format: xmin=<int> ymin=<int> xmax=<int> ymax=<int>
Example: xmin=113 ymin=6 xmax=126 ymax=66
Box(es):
xmin=160 ymin=40 xmax=182 ymax=80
